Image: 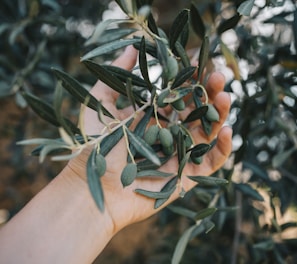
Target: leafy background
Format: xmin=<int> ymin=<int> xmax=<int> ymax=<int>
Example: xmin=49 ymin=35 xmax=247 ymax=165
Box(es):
xmin=0 ymin=0 xmax=297 ymax=263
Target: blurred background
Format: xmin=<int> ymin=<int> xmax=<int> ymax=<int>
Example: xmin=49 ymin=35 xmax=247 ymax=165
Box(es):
xmin=0 ymin=0 xmax=297 ymax=263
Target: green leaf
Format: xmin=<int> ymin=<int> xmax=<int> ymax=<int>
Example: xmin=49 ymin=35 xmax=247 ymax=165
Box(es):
xmin=81 ymin=38 xmax=140 ymax=61
xmin=100 ymin=119 xmax=133 ymax=156
xmin=83 ymin=60 xmax=127 ymax=97
xmin=39 ymin=143 xmax=70 ymax=163
xmin=126 ymin=78 xmax=136 ymax=110
xmin=188 ymin=143 xmax=211 ymax=158
xmin=168 ymin=205 xmax=196 ymax=219
xmin=136 ymin=156 xmax=171 ymax=171
xmin=177 ymin=130 xmax=186 ymax=163
xmin=22 ymin=92 xmax=79 ymax=134
xmin=187 ymin=175 xmax=229 ymax=186
xmin=177 ymin=152 xmax=191 ymax=179
xmin=171 ymin=66 xmax=196 ymax=89
xmin=171 ymin=225 xmax=197 ymax=264
xmin=235 ymin=183 xmax=264 ymax=201
xmin=197 ymin=35 xmax=210 ymax=81
xmin=87 ymin=149 xmax=105 ymax=212
xmin=154 ymin=176 xmax=178 ymax=209
xmin=139 ymin=36 xmax=154 ymax=93
xmin=52 ymin=68 xmax=113 ymax=118
xmin=102 ymin=65 xmax=148 ymax=88
xmin=183 ymin=105 xmax=208 ymax=123
xmin=237 ymin=0 xmax=255 ymax=16
xmin=190 ymin=4 xmax=205 ymax=39
xmin=163 ymin=87 xmax=193 ymax=103
xmin=174 ymin=41 xmax=191 ymax=67
xmin=156 ymin=38 xmax=169 ymax=80
xmin=134 ymin=186 xmax=175 ymax=199
xmin=195 ymin=207 xmax=217 ymax=220
xmin=217 ymin=14 xmax=241 ymax=35
xmin=169 ymin=9 xmax=189 ymax=50
xmin=136 ymin=170 xmax=174 ymax=178
xmin=126 ymin=128 xmax=161 ymax=166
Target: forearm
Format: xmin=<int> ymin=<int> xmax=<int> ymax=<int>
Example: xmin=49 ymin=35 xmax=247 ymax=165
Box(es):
xmin=0 ymin=166 xmax=113 ymax=264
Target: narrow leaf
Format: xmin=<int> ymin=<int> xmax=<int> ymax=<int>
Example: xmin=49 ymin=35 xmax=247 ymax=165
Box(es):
xmin=195 ymin=207 xmax=217 ymax=220
xmin=190 ymin=4 xmax=205 ymax=39
xmin=163 ymin=87 xmax=193 ymax=103
xmin=169 ymin=9 xmax=189 ymax=49
xmin=83 ymin=60 xmax=127 ymax=97
xmin=136 ymin=156 xmax=171 ymax=171
xmin=154 ymin=177 xmax=178 ymax=209
xmin=81 ymin=38 xmax=140 ymax=61
xmin=87 ymin=149 xmax=105 ymax=212
xmin=174 ymin=41 xmax=191 ymax=67
xmin=183 ymin=105 xmax=208 ymax=123
xmin=217 ymin=14 xmax=241 ymax=35
xmin=187 ymin=143 xmax=211 ymax=158
xmin=126 ymin=128 xmax=161 ymax=166
xmin=187 ymin=175 xmax=229 ymax=186
xmin=168 ymin=205 xmax=196 ymax=219
xmin=52 ymin=68 xmax=113 ymax=118
xmin=171 ymin=225 xmax=197 ymax=264
xmin=177 ymin=152 xmax=191 ymax=179
xmin=197 ymin=35 xmax=210 ymax=81
xmin=134 ymin=187 xmax=175 ymax=199
xmin=136 ymin=170 xmax=174 ymax=178
xmin=171 ymin=66 xmax=196 ymax=89
xmin=235 ymin=183 xmax=264 ymax=201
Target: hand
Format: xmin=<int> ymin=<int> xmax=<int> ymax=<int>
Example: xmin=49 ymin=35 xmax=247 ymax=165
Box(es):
xmin=67 ymin=46 xmax=233 ymax=235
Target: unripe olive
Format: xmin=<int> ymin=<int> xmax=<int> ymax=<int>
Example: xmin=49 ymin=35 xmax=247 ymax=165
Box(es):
xmin=121 ymin=163 xmax=137 ymax=187
xmin=191 ymin=155 xmax=203 ymax=165
xmin=162 ymin=144 xmax=175 ymax=156
xmin=116 ymin=94 xmax=131 ymax=109
xmin=205 ymin=104 xmax=219 ymax=122
xmin=144 ymin=125 xmax=160 ymax=145
xmin=157 ymin=89 xmax=170 ymax=108
xmin=167 ymin=56 xmax=179 ymax=81
xmin=159 ymin=128 xmax=174 ymax=148
xmin=171 ymin=98 xmax=185 ymax=111
xmin=95 ymin=154 xmax=106 ymax=177
xmin=170 ymin=124 xmax=180 ymax=138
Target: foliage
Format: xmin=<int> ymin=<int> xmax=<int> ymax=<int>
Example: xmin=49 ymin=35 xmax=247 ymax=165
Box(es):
xmin=1 ymin=0 xmax=297 ymax=263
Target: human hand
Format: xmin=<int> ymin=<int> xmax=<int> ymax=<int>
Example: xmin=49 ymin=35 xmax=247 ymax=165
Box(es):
xmin=67 ymin=46 xmax=232 ymax=235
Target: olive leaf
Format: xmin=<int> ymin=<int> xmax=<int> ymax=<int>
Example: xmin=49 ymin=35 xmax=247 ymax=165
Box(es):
xmin=22 ymin=92 xmax=79 ymax=134
xmin=237 ymin=0 xmax=255 ymax=16
xmin=171 ymin=66 xmax=196 ymax=89
xmin=187 ymin=176 xmax=229 ymax=186
xmin=183 ymin=105 xmax=208 ymax=123
xmin=154 ymin=176 xmax=178 ymax=209
xmin=195 ymin=207 xmax=217 ymax=220
xmin=217 ymin=14 xmax=241 ymax=35
xmin=235 ymin=183 xmax=264 ymax=201
xmin=197 ymin=35 xmax=210 ymax=81
xmin=136 ymin=156 xmax=171 ymax=171
xmin=174 ymin=41 xmax=191 ymax=67
xmin=169 ymin=9 xmax=189 ymax=50
xmin=163 ymin=87 xmax=193 ymax=103
xmin=100 ymin=119 xmax=134 ymax=157
xmin=81 ymin=38 xmax=140 ymax=61
xmin=126 ymin=127 xmax=161 ymax=166
xmin=190 ymin=4 xmax=206 ymax=39
xmin=52 ymin=68 xmax=114 ymax=119
xmin=136 ymin=170 xmax=174 ymax=178
xmin=87 ymin=148 xmax=105 ymax=212
xmin=188 ymin=143 xmax=211 ymax=159
xmin=135 ymin=186 xmax=175 ymax=199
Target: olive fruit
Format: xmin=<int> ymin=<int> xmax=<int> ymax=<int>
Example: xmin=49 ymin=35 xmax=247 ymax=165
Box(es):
xmin=121 ymin=163 xmax=138 ymax=187
xmin=159 ymin=128 xmax=174 ymax=148
xmin=157 ymin=89 xmax=170 ymax=108
xmin=205 ymin=104 xmax=219 ymax=122
xmin=144 ymin=125 xmax=160 ymax=145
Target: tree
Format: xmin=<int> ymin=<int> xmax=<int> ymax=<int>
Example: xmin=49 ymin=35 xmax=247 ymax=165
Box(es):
xmin=1 ymin=0 xmax=296 ymax=263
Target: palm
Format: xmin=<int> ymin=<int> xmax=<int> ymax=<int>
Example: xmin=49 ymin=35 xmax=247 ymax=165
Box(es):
xmin=68 ymin=47 xmax=232 ymax=234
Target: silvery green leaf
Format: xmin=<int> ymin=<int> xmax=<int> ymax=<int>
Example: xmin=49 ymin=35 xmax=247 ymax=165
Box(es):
xmin=136 ymin=156 xmax=171 ymax=171
xmin=171 ymin=225 xmax=197 ymax=264
xmin=183 ymin=105 xmax=208 ymax=123
xmin=177 ymin=152 xmax=191 ymax=179
xmin=51 ymin=151 xmax=81 ymax=161
xmin=52 ymin=68 xmax=113 ymax=118
xmin=87 ymin=149 xmax=105 ymax=212
xmin=139 ymin=36 xmax=154 ymax=93
xmin=237 ymin=0 xmax=255 ymax=16
xmin=169 ymin=9 xmax=189 ymax=50
xmin=167 ymin=205 xmax=196 ymax=219
xmin=136 ymin=170 xmax=174 ymax=178
xmin=187 ymin=175 xmax=228 ymax=186
xmin=163 ymin=87 xmax=192 ymax=103
xmin=154 ymin=176 xmax=178 ymax=209
xmin=197 ymin=35 xmax=209 ymax=81
xmin=100 ymin=119 xmax=133 ymax=157
xmin=134 ymin=186 xmax=175 ymax=199
xmin=174 ymin=41 xmax=191 ymax=67
xmin=195 ymin=207 xmax=217 ymax=220
xmin=81 ymin=38 xmax=140 ymax=61
xmin=83 ymin=60 xmax=127 ymax=97
xmin=126 ymin=128 xmax=161 ymax=166
xmin=22 ymin=92 xmax=79 ymax=134
xmin=39 ymin=143 xmax=70 ymax=163
xmin=171 ymin=66 xmax=196 ymax=89
xmin=235 ymin=183 xmax=264 ymax=201
xmin=190 ymin=4 xmax=205 ymax=39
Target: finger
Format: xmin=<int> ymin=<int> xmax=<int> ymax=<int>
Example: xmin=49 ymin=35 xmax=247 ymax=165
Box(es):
xmin=206 ymin=72 xmax=225 ymax=102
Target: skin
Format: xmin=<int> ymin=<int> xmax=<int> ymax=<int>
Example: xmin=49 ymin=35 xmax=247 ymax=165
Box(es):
xmin=0 ymin=46 xmax=232 ymax=264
